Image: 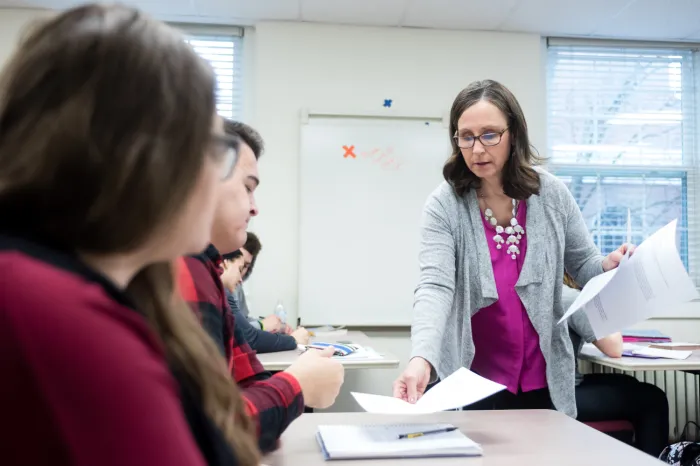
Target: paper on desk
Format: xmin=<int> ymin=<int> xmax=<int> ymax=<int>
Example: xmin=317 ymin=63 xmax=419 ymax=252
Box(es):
xmin=558 ymin=219 xmax=698 ymax=339
xmin=623 ymin=343 xmax=692 ymax=360
xmin=350 ymin=368 xmax=506 ymax=414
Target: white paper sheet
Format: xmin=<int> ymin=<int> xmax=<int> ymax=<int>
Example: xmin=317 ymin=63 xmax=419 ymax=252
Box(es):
xmin=558 ymin=219 xmax=698 ymax=338
xmin=623 ymin=343 xmax=692 ymax=360
xmin=350 ymin=368 xmax=506 ymax=414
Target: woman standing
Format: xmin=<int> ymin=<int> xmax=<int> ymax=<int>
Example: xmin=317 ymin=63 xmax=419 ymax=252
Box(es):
xmin=393 ymin=80 xmax=630 ymax=416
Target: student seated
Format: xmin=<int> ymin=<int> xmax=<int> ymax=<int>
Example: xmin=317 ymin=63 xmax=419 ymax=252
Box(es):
xmin=564 ymin=274 xmax=670 ymax=457
xmin=221 ymin=249 xmax=310 ymax=352
xmin=176 ymin=120 xmax=344 ymax=453
xmin=224 ymin=232 xmax=290 ymax=333
xmin=0 ymin=4 xmax=260 ymax=464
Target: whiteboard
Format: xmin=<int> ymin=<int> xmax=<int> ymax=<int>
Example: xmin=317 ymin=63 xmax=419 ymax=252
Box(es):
xmin=298 ymin=116 xmax=450 ymax=326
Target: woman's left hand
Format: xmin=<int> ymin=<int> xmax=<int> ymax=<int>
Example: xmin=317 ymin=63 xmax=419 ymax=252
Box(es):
xmin=602 ymin=243 xmax=636 ymax=272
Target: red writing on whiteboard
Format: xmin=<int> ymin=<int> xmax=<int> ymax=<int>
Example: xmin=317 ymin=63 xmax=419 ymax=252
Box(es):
xmin=358 ymin=147 xmax=404 ymax=171
xmin=342 ymin=145 xmax=356 ymax=158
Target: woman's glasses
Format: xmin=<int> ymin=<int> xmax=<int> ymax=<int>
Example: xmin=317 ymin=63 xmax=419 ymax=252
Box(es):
xmin=453 ymin=128 xmax=508 ymax=149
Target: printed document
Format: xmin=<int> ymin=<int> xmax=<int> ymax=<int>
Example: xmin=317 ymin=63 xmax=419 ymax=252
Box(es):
xmin=558 ymin=219 xmax=698 ymax=338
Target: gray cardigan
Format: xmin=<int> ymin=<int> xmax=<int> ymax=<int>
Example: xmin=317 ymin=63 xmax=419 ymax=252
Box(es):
xmin=410 ymin=169 xmax=605 ymax=418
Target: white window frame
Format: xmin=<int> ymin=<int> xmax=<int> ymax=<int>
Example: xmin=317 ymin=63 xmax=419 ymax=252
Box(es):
xmin=546 ymin=38 xmax=700 ymax=296
xmin=174 ymin=24 xmax=245 ymax=120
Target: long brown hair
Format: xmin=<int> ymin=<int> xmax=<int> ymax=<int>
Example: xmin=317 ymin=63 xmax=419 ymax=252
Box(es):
xmin=563 ymin=271 xmax=581 ymax=290
xmin=0 ymin=4 xmax=258 ymax=464
xmin=443 ymin=79 xmax=544 ymax=199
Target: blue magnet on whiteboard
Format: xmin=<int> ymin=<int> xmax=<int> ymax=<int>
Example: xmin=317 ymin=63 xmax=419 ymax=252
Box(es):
xmin=383 ymin=99 xmax=392 ymax=108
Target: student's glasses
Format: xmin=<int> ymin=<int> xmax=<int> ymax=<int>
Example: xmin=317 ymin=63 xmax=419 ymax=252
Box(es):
xmin=453 ymin=128 xmax=508 ymax=149
xmin=211 ymin=134 xmax=240 ymax=181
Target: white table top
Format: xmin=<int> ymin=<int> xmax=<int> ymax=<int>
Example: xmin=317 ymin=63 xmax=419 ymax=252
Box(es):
xmin=264 ymin=410 xmax=664 ymax=465
xmin=580 ymin=343 xmax=700 ymax=372
xmin=256 ymin=331 xmax=400 ymax=371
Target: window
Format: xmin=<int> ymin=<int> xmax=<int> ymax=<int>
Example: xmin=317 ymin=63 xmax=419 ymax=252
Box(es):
xmin=547 ymin=41 xmax=699 ymax=281
xmin=184 ymin=31 xmax=244 ymax=119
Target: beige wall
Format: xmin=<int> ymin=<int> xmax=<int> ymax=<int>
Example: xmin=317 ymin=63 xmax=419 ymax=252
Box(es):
xmin=0 ymin=9 xmax=52 ymax=68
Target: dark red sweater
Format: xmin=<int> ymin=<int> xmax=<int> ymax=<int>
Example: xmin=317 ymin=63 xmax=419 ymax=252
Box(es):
xmin=0 ymin=234 xmax=236 ymax=466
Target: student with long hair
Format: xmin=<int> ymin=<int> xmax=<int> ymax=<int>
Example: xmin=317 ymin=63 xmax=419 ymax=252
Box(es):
xmin=0 ymin=4 xmax=258 ymax=465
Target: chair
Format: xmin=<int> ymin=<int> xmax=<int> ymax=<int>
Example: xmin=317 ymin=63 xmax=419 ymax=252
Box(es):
xmin=583 ymin=420 xmax=635 ymax=445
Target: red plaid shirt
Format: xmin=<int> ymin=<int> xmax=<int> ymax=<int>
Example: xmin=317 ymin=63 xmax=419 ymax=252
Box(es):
xmin=176 ymin=245 xmax=304 ymax=453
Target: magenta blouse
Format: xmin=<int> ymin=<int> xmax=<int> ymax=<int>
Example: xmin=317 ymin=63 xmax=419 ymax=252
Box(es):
xmin=470 ymin=201 xmax=548 ymax=394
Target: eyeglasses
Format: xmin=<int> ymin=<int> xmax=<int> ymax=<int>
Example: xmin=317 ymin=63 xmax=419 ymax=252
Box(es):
xmin=211 ymin=134 xmax=240 ymax=181
xmin=453 ymin=128 xmax=508 ymax=149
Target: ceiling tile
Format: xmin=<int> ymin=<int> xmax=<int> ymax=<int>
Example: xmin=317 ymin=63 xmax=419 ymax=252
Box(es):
xmin=301 ymin=0 xmax=407 ymax=27
xmin=193 ymin=0 xmax=300 ymax=21
xmin=403 ymin=0 xmax=518 ymax=31
xmin=500 ymin=0 xmax=631 ymax=36
xmin=0 ymin=0 xmax=196 ymax=15
xmin=592 ymin=0 xmax=700 ymax=40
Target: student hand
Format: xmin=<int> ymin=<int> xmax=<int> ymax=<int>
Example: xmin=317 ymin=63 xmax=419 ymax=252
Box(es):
xmin=393 ymin=357 xmax=431 ymax=404
xmin=283 ymin=324 xmax=293 ymax=335
xmin=602 ymin=243 xmax=636 ymax=272
xmin=285 ymin=346 xmax=344 ymax=408
xmin=261 ymin=315 xmax=282 ymax=333
xmin=291 ymin=327 xmax=310 ymax=345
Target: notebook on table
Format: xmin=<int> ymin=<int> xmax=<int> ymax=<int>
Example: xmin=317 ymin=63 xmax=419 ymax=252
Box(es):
xmin=316 ymin=423 xmax=483 ymax=460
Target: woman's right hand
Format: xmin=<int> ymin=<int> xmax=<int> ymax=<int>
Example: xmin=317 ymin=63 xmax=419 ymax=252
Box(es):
xmin=392 ymin=357 xmax=432 ymax=403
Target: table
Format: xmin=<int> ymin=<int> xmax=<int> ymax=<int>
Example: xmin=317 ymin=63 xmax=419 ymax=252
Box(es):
xmin=263 ymin=410 xmax=663 ymax=465
xmin=256 ymin=331 xmax=400 ymax=371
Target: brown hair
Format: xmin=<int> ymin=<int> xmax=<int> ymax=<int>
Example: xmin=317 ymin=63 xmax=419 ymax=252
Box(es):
xmin=0 ymin=4 xmax=258 ymax=464
xmin=224 ymin=119 xmax=264 ymax=158
xmin=563 ymin=272 xmax=581 ymax=290
xmin=241 ymin=232 xmax=262 ymax=280
xmin=443 ymin=79 xmax=544 ymax=199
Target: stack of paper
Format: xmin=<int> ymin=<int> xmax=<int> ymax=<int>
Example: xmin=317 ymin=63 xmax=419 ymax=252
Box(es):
xmin=559 ymin=219 xmax=698 ymax=339
xmin=317 ymin=423 xmax=482 ymax=460
xmin=351 ymin=368 xmax=506 ymax=414
xmin=622 ymin=343 xmax=692 ymax=360
xmin=650 ymin=342 xmax=700 ymax=351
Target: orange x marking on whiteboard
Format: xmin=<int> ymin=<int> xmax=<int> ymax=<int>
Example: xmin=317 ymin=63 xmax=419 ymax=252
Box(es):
xmin=342 ymin=145 xmax=356 ymax=158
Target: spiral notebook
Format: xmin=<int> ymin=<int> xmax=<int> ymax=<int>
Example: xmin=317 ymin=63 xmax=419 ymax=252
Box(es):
xmin=316 ymin=423 xmax=483 ymax=460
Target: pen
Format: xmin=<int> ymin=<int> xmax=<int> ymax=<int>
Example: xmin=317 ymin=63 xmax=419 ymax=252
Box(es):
xmin=398 ymin=426 xmax=458 ymax=439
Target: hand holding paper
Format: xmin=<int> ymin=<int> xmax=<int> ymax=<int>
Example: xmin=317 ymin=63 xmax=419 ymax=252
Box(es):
xmin=352 ymin=368 xmax=505 ymax=414
xmin=559 ymin=219 xmax=698 ymax=338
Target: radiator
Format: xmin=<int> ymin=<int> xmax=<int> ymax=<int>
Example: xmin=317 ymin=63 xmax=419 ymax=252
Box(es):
xmin=582 ymin=361 xmax=700 ymax=442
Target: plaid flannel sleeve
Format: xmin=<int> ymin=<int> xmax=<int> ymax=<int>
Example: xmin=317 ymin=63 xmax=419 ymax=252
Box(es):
xmin=176 ymin=256 xmax=305 ymax=453
xmin=230 ymin=315 xmax=305 ymax=452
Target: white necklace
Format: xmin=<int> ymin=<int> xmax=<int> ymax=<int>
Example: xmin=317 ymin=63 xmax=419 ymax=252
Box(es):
xmin=481 ymin=196 xmax=525 ymax=260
